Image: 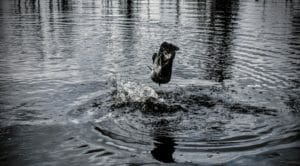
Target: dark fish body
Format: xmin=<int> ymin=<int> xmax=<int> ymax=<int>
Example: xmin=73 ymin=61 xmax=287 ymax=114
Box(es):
xmin=151 ymin=42 xmax=179 ymax=85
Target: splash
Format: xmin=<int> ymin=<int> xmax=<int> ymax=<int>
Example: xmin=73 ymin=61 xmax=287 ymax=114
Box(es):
xmin=114 ymin=80 xmax=159 ymax=103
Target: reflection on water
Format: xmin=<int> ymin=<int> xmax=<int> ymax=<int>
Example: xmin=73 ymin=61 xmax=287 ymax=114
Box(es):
xmin=151 ymin=133 xmax=176 ymax=163
xmin=204 ymin=0 xmax=238 ymax=82
xmin=0 ymin=0 xmax=300 ymax=165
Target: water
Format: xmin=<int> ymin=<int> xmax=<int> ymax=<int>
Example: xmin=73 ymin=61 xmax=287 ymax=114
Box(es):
xmin=0 ymin=0 xmax=300 ymax=165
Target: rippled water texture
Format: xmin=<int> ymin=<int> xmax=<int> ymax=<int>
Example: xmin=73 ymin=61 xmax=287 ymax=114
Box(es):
xmin=0 ymin=0 xmax=300 ymax=165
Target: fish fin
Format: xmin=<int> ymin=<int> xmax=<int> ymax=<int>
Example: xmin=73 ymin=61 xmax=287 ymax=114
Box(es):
xmin=152 ymin=53 xmax=157 ymax=63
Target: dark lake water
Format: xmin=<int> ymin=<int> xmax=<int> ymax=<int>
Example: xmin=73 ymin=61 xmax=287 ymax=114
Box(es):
xmin=0 ymin=0 xmax=300 ymax=165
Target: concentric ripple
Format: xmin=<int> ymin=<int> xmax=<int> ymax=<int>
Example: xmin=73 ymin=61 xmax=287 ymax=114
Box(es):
xmin=67 ymin=80 xmax=300 ymax=164
xmin=0 ymin=0 xmax=300 ymax=165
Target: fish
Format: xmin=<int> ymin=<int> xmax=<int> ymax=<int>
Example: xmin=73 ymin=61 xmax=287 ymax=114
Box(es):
xmin=150 ymin=42 xmax=180 ymax=85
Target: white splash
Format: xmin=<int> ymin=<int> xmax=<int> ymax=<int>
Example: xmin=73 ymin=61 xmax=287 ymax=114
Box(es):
xmin=115 ymin=80 xmax=158 ymax=103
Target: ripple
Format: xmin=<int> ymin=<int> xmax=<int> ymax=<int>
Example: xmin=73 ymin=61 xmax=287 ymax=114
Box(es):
xmin=66 ymin=80 xmax=299 ymax=164
xmin=1 ymin=0 xmax=300 ymax=165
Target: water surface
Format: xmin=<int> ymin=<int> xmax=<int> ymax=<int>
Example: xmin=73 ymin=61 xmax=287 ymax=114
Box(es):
xmin=0 ymin=0 xmax=300 ymax=165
